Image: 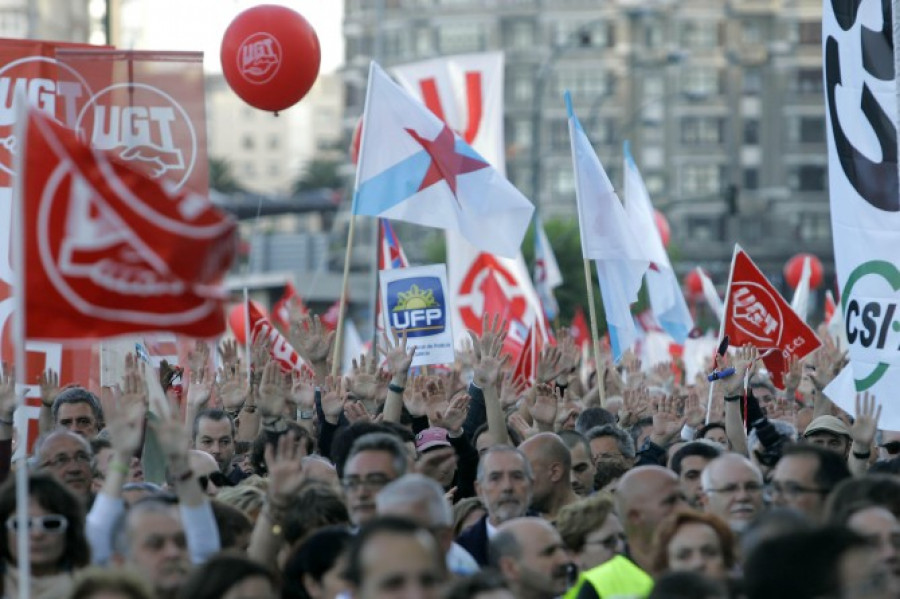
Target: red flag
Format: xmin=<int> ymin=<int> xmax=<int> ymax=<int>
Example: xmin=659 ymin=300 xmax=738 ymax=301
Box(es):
xmin=722 ymin=247 xmax=822 ymax=388
xmin=570 ymin=307 xmax=590 ymax=349
xmin=512 ymin=324 xmax=545 ymax=386
xmin=824 ymin=290 xmax=836 ymax=323
xmin=20 ymin=107 xmax=237 ymax=340
xmin=248 ymin=300 xmax=304 ymax=373
xmin=272 ymin=282 xmax=306 ymax=330
xmin=56 ymin=49 xmax=210 ymax=194
xmin=320 ymin=299 xmax=344 ymax=331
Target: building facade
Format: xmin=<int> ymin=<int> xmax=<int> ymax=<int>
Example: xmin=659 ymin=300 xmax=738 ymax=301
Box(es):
xmin=343 ymin=0 xmax=831 ymax=294
xmin=0 ymin=0 xmax=91 ymax=41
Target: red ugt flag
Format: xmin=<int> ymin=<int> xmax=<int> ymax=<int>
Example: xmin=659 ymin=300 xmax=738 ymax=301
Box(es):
xmin=19 ymin=107 xmax=237 ymax=340
xmin=722 ymin=246 xmax=821 ymax=388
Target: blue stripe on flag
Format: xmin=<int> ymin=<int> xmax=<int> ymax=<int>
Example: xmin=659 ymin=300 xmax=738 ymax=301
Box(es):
xmin=353 ymin=150 xmax=432 ymax=215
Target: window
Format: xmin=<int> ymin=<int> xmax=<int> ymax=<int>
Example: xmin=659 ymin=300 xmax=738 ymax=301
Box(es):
xmin=268 ymin=135 xmax=280 ymax=150
xmin=242 ymin=136 xmax=255 ymax=150
xmin=268 ymin=163 xmax=280 ymax=177
xmin=798 ymin=22 xmax=821 ymax=45
xmin=556 ymin=66 xmax=613 ymax=100
xmin=681 ymin=118 xmax=723 ymax=145
xmin=743 ymin=67 xmax=762 ymax=95
xmin=414 ymin=28 xmax=432 ymax=55
xmin=799 ymin=213 xmax=831 ymax=241
xmin=799 ymin=117 xmax=825 ymax=143
xmin=794 ymin=165 xmax=826 ymax=191
xmin=682 ymin=164 xmax=721 ymax=195
xmin=554 ymin=20 xmax=614 ymax=48
xmin=742 ymin=19 xmax=764 ymax=44
xmin=744 ymin=119 xmax=759 ymax=145
xmin=686 ymin=216 xmax=720 ymax=241
xmin=793 ymin=68 xmax=823 ymax=94
xmin=508 ymin=66 xmax=534 ymax=103
xmin=645 ymin=172 xmax=665 ymax=195
xmin=243 ymin=162 xmax=256 ymax=177
xmin=549 ymin=118 xmax=570 ymax=151
xmin=382 ymin=29 xmax=409 ymax=60
xmin=438 ymin=23 xmax=485 ymax=54
xmin=680 ymin=22 xmax=718 ymax=48
xmin=682 ymin=68 xmax=719 ymax=96
xmin=743 ymin=168 xmax=759 ymax=190
xmin=509 ymin=117 xmax=532 ymax=149
xmin=551 ymin=168 xmax=575 ymax=196
xmin=503 ymin=19 xmax=535 ymax=50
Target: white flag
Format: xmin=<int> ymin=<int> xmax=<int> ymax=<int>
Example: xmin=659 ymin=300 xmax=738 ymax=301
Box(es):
xmin=790 ymin=256 xmax=811 ymax=322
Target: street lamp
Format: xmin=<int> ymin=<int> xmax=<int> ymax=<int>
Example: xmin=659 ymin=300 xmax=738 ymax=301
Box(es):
xmin=529 ymin=18 xmax=606 ymax=215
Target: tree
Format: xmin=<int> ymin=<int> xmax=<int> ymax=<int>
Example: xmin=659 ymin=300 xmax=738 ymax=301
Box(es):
xmin=293 ymin=159 xmax=343 ymax=193
xmin=208 ymin=157 xmax=243 ymax=193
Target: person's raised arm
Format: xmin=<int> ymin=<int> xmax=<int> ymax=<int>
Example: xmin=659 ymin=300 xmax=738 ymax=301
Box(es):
xmin=470 ymin=314 xmax=510 ymax=446
xmin=379 ymin=330 xmax=416 ymax=424
xmin=721 ymin=344 xmax=756 ymax=456
xmin=290 ymin=314 xmax=335 ymax=384
xmin=183 ymin=365 xmax=212 ymax=434
xmin=0 ymin=364 xmax=17 ymax=483
xmin=849 ymin=392 xmax=880 ymax=477
xmin=37 ymin=368 xmax=59 ymax=436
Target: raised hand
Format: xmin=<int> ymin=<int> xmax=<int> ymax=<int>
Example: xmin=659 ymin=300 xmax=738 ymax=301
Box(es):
xmin=265 ymin=432 xmax=308 ymax=509
xmin=218 ymin=339 xmax=240 ymax=373
xmin=320 ymin=375 xmax=346 ymax=425
xmin=428 ymin=392 xmax=470 ymax=434
xmin=187 ymin=340 xmax=210 ymax=376
xmin=403 ymin=376 xmax=431 ymax=418
xmin=216 ymin=362 xmax=249 ymax=411
xmin=108 ymin=363 xmax=148 ymax=457
xmin=0 ymin=363 xmax=16 ymax=420
xmin=850 ymin=392 xmax=881 ymax=449
xmin=508 ymin=412 xmax=539 ymax=441
xmin=38 ymin=368 xmax=60 ymax=409
xmin=290 ymin=368 xmax=317 ymax=413
xmin=536 ymin=345 xmax=565 ymax=385
xmin=348 ymin=353 xmax=380 ymax=405
xmin=649 ymin=394 xmax=686 ymax=446
xmin=469 ymin=316 xmax=510 ymax=391
xmin=344 ymin=399 xmax=376 ymax=424
xmin=378 ymin=330 xmax=416 ymax=379
xmin=719 ymin=343 xmax=758 ymax=397
xmin=290 ymin=314 xmax=335 ymax=365
xmin=499 ymin=371 xmax=528 ymax=410
xmin=258 ymin=361 xmax=290 ymax=419
xmin=782 ymin=353 xmax=802 ymax=393
xmin=186 ymin=365 xmax=213 ymax=409
xmin=683 ymin=389 xmax=706 ymax=428
xmin=528 ymin=383 xmax=559 ymax=431
xmin=555 ymin=330 xmax=580 ymax=384
xmin=250 ymin=333 xmax=272 ymax=375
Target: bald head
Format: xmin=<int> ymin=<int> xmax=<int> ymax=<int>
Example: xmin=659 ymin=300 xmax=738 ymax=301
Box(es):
xmin=520 ymin=433 xmax=572 ymax=473
xmin=615 ymin=466 xmax=683 ymax=550
xmin=490 ymin=517 xmax=572 ymax=599
xmin=520 ymin=433 xmax=574 ymax=513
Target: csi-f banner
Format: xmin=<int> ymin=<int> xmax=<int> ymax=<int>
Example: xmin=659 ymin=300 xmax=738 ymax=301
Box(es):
xmin=18 ymin=106 xmax=237 ymax=340
xmin=822 ymin=0 xmax=900 ymax=427
xmin=379 ymin=264 xmax=455 ymax=367
xmin=722 ymin=246 xmax=821 ymax=389
xmin=56 ymin=49 xmax=209 ymax=194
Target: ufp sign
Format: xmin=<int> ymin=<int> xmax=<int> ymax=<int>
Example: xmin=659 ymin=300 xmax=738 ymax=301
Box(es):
xmin=380 ymin=264 xmax=455 ymax=367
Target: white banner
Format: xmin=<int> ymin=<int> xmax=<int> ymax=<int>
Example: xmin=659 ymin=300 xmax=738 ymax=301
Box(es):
xmin=823 ymin=0 xmax=900 ymax=427
xmin=380 ymin=264 xmax=455 ymax=367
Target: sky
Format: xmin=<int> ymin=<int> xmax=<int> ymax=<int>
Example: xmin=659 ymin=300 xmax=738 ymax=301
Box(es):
xmin=121 ymin=0 xmax=345 ymax=74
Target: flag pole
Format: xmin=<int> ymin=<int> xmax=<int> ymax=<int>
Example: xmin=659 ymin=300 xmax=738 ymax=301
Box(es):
xmin=332 ymin=219 xmax=354 ymax=377
xmin=582 ymin=259 xmax=606 ymax=407
xmin=12 ymin=100 xmax=29 ymax=599
xmin=243 ymin=287 xmax=252 ymax=384
xmin=706 ymin=245 xmax=738 ymax=424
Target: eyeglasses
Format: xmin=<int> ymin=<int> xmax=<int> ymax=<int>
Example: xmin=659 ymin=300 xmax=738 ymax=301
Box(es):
xmin=341 ymin=474 xmax=392 ymax=492
xmin=704 ymin=482 xmax=764 ymax=495
xmin=197 ymin=471 xmax=229 ymax=491
xmin=41 ymin=452 xmax=91 ymax=469
xmin=764 ymin=481 xmax=828 ymax=500
xmin=881 ymin=441 xmax=900 ymax=455
xmin=5 ymin=515 xmax=68 ymax=534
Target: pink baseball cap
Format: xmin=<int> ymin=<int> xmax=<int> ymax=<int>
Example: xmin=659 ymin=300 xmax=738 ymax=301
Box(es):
xmin=415 ymin=427 xmax=452 ymax=453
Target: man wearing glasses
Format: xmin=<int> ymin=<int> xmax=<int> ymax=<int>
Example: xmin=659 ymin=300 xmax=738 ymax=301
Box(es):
xmin=33 ymin=429 xmax=95 ymax=506
xmin=342 ymin=432 xmax=409 ymax=528
xmin=700 ymin=453 xmax=765 ymax=534
xmin=768 ymin=444 xmax=851 ymax=521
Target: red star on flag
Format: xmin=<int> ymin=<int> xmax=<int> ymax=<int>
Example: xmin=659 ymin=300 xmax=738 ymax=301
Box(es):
xmin=405 ymin=124 xmax=489 ymax=197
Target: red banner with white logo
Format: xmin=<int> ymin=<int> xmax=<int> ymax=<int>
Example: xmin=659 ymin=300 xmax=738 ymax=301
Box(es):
xmin=20 ymin=107 xmax=236 ymax=340
xmin=722 ymin=246 xmax=821 ymax=388
xmin=0 ymin=40 xmax=104 ymax=451
xmin=55 ymin=49 xmax=209 ymax=195
xmin=248 ymin=299 xmax=305 ymax=373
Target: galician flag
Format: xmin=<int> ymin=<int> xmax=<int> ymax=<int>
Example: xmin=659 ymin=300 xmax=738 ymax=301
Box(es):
xmin=623 ymin=141 xmax=693 ymax=344
xmin=566 ymin=93 xmax=649 ymax=362
xmin=534 ymin=217 xmax=563 ymax=320
xmin=352 ymin=62 xmax=534 ymax=258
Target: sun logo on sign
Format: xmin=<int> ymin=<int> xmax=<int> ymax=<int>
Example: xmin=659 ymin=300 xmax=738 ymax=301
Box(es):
xmin=394 ymin=285 xmax=437 ymax=311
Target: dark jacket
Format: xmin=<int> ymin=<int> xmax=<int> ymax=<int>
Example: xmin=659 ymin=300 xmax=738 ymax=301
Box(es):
xmin=455 ymin=514 xmax=491 ymax=566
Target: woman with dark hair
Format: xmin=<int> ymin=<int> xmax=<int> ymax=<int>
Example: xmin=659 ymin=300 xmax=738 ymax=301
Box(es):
xmin=651 ymin=509 xmax=736 ymax=581
xmin=0 ymin=473 xmax=91 ymax=597
xmin=282 ymin=526 xmax=352 ymax=599
xmin=177 ymin=552 xmax=278 ymax=599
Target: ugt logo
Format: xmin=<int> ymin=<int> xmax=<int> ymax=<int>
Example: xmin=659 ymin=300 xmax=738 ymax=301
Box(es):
xmin=76 ymin=83 xmax=197 ymax=189
xmin=237 ymin=32 xmax=282 ymax=84
xmin=388 ymin=277 xmax=446 ymax=338
xmin=730 ymin=282 xmax=783 ymax=346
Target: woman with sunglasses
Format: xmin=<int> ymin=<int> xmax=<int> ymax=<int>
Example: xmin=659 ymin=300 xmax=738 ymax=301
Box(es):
xmin=0 ymin=473 xmax=90 ymax=598
xmin=556 ymin=493 xmax=626 ymax=573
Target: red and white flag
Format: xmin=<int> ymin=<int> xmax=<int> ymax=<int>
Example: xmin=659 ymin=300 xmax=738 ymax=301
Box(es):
xmin=18 ymin=106 xmax=237 ymax=340
xmin=272 ymin=282 xmax=307 ymax=330
xmin=512 ymin=324 xmax=544 ymax=386
xmin=722 ymin=246 xmax=821 ymax=388
xmin=570 ymin=307 xmax=590 ymax=350
xmin=248 ymin=300 xmax=304 ymax=373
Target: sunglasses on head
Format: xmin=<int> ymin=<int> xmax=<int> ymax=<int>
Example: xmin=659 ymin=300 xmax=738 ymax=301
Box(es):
xmin=5 ymin=514 xmax=68 ymax=533
xmin=882 ymin=441 xmax=900 ymax=456
xmin=197 ymin=471 xmax=229 ymax=490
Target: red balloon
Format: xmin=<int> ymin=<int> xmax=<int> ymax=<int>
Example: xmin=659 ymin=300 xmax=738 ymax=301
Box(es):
xmin=684 ymin=269 xmax=707 ymax=296
xmin=228 ymin=301 xmax=268 ymax=344
xmin=784 ymin=253 xmax=824 ymax=289
xmin=220 ymin=5 xmax=321 ymax=113
xmin=654 ymin=210 xmax=670 ymax=248
xmin=350 ymin=116 xmax=363 ymax=165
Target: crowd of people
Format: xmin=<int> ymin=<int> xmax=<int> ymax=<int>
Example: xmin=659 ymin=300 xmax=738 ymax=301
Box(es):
xmin=0 ymin=311 xmax=897 ymax=599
